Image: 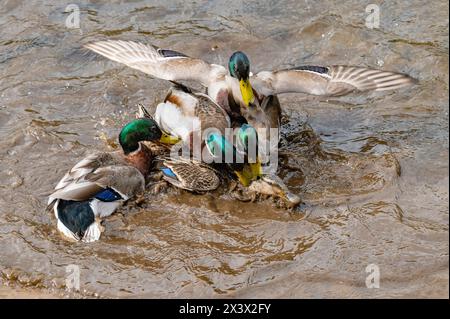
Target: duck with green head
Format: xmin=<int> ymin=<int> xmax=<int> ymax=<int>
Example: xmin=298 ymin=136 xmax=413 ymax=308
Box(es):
xmin=85 ymin=39 xmax=416 ymax=146
xmin=136 ymin=87 xmax=262 ymax=187
xmin=228 ymin=51 xmax=254 ymax=107
xmin=47 ymin=118 xmax=167 ymax=242
xmin=135 ymin=103 xmax=299 ymax=206
xmin=205 ymin=130 xmax=260 ymax=187
xmin=158 ymin=133 xmax=300 ymax=207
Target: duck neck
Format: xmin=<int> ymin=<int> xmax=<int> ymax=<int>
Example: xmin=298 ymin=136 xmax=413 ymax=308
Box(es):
xmin=124 ymin=143 xmax=152 ymax=176
xmin=227 ymin=75 xmax=261 ymax=107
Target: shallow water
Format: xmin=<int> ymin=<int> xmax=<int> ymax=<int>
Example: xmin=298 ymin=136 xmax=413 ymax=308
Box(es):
xmin=0 ymin=0 xmax=448 ymax=298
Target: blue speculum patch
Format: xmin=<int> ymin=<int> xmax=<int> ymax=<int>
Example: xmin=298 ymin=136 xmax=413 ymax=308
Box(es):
xmin=161 ymin=167 xmax=178 ymax=179
xmin=95 ymin=188 xmax=123 ymax=202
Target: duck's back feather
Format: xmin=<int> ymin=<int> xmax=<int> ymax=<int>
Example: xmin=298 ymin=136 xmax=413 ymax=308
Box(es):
xmin=49 ymin=151 xmax=144 ymax=205
xmin=161 ymin=158 xmax=220 ymax=192
xmin=155 ymin=86 xmax=230 ymax=143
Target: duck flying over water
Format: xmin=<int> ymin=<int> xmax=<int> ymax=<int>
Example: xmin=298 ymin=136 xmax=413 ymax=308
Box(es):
xmin=47 ymin=118 xmax=166 ymax=242
xmin=84 ymin=40 xmax=417 ymax=140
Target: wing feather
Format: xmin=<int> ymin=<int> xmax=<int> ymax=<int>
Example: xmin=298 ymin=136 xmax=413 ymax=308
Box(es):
xmin=84 ymin=40 xmax=226 ymax=86
xmin=162 ymin=158 xmax=220 ymax=192
xmin=48 ymin=153 xmax=144 ymax=204
xmin=252 ymin=65 xmax=417 ymax=96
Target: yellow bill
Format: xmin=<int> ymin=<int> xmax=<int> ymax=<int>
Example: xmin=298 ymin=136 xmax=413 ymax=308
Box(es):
xmin=235 ymin=160 xmax=262 ymax=187
xmin=249 ymin=158 xmax=262 ymax=177
xmin=239 ymin=78 xmax=255 ymax=106
xmin=159 ymin=131 xmax=181 ymax=145
xmin=235 ymin=170 xmax=251 ymax=187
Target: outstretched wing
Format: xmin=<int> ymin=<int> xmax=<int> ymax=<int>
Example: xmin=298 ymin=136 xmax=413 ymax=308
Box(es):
xmin=252 ymin=65 xmax=417 ymax=97
xmin=84 ymin=40 xmax=227 ymax=87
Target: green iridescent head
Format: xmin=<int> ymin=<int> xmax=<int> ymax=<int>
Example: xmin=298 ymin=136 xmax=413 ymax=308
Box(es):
xmin=237 ymin=124 xmax=262 ymax=182
xmin=228 ymin=51 xmax=254 ymax=106
xmin=228 ymin=51 xmax=250 ymax=80
xmin=119 ymin=118 xmax=162 ymax=154
xmin=206 ymin=130 xmax=261 ymax=187
xmin=206 ymin=132 xmax=243 ymax=170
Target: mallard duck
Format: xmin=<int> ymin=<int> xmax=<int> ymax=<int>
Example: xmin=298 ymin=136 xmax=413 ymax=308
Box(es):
xmin=152 ymin=83 xmax=231 ymax=145
xmin=47 ymin=118 xmax=166 ymax=242
xmin=156 ymin=157 xmax=301 ymax=207
xmin=158 ymin=157 xmax=221 ymax=192
xmin=84 ymin=40 xmax=417 ymax=144
xmin=137 ymin=88 xmax=262 ymax=187
xmin=133 ymin=103 xmax=298 ymax=205
xmin=204 ymin=127 xmax=262 ymax=186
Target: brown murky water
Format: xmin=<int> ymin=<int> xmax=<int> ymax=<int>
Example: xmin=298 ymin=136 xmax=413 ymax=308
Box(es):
xmin=0 ymin=0 xmax=448 ymax=298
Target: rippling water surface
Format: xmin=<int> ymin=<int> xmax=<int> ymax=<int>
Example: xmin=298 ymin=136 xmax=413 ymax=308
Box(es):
xmin=0 ymin=0 xmax=448 ymax=298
